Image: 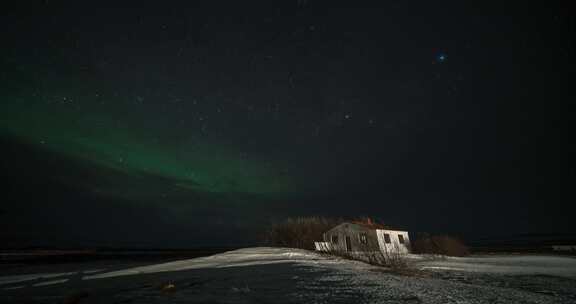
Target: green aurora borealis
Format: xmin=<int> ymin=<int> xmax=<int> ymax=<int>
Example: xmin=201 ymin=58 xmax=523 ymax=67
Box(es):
xmin=1 ymin=88 xmax=294 ymax=199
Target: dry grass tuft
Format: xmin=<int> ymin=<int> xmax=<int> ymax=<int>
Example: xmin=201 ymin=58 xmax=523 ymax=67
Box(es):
xmin=63 ymin=291 xmax=89 ymax=304
xmin=159 ymin=282 xmax=176 ymax=293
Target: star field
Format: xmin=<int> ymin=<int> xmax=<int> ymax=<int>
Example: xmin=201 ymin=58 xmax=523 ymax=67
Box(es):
xmin=1 ymin=3 xmax=574 ymax=247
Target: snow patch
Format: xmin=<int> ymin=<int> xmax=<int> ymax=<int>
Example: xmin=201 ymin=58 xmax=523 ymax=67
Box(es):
xmin=2 ymin=285 xmax=25 ymax=290
xmin=32 ymin=279 xmax=69 ymax=287
xmin=82 ymin=269 xmax=106 ymax=274
xmin=0 ymin=272 xmax=76 ymax=285
xmin=83 ymin=247 xmax=322 ymax=280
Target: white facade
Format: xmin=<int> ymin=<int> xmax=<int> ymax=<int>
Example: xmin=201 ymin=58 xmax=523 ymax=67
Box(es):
xmin=314 ymin=241 xmax=333 ymax=252
xmin=376 ymin=229 xmax=411 ymax=254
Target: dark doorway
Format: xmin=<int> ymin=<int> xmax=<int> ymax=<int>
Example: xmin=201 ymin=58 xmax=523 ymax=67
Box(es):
xmin=345 ymin=236 xmax=352 ymax=252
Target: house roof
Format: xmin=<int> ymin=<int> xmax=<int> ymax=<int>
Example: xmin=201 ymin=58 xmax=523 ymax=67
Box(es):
xmin=349 ymin=218 xmax=394 ymax=230
xmin=327 ymin=220 xmax=405 ymax=232
xmin=350 ymin=221 xmax=390 ymax=230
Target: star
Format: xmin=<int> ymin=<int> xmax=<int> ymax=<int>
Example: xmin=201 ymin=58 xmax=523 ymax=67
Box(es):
xmin=435 ymin=51 xmax=448 ymax=63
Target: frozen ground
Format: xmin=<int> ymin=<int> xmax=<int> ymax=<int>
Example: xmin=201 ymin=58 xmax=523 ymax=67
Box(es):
xmin=1 ymin=247 xmax=575 ymax=303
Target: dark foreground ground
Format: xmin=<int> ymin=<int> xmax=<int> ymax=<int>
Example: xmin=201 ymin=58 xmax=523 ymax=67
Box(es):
xmin=1 ymin=248 xmax=576 ymax=304
xmin=2 ymin=263 xmax=319 ymax=304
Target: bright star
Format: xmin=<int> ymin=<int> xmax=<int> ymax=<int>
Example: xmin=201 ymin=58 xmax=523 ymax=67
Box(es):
xmin=436 ymin=52 xmax=448 ymax=63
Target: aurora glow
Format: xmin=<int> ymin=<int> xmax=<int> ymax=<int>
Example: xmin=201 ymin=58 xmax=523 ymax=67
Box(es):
xmin=0 ymin=94 xmax=293 ymax=196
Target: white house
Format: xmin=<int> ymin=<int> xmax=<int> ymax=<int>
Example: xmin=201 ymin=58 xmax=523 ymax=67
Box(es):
xmin=316 ymin=222 xmax=411 ymax=254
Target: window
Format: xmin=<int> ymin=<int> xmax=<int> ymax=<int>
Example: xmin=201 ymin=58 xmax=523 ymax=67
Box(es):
xmin=359 ymin=233 xmax=367 ymax=244
xmin=398 ymin=234 xmax=405 ymax=244
xmin=384 ymin=233 xmax=391 ymax=244
xmin=331 ymin=235 xmax=339 ymax=244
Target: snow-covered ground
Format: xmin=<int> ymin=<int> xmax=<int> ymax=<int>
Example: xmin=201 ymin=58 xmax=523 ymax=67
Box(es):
xmin=413 ymin=254 xmax=576 ymax=277
xmin=1 ymin=247 xmax=575 ymax=303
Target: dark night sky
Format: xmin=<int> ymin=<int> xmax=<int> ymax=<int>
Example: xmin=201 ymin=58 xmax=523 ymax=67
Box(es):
xmin=1 ymin=2 xmax=575 ymax=248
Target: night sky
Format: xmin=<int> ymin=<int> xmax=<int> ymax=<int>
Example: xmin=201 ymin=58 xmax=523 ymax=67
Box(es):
xmin=1 ymin=2 xmax=575 ymax=248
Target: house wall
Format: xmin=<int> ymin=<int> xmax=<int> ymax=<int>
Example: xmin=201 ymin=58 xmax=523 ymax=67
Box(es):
xmin=376 ymin=229 xmax=411 ymax=254
xmin=323 ymin=223 xmax=380 ymax=253
xmin=314 ymin=242 xmax=333 ymax=252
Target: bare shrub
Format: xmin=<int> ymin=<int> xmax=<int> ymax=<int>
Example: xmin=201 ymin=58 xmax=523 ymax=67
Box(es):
xmin=263 ymin=217 xmax=342 ymax=250
xmin=412 ymin=234 xmax=469 ymax=257
xmin=337 ymin=248 xmax=411 ymax=274
xmin=322 ymin=240 xmax=410 ymax=271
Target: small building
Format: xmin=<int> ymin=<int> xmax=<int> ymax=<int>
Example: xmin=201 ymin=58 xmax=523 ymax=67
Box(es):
xmin=317 ymin=221 xmax=411 ymax=254
xmin=552 ymin=245 xmax=576 ymax=252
